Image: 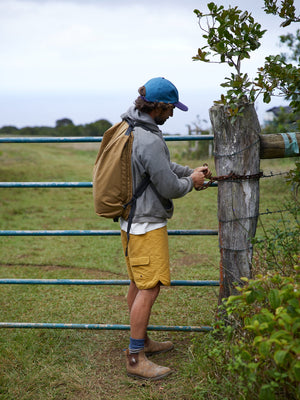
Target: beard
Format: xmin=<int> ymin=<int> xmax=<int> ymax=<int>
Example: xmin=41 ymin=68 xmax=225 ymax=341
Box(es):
xmin=154 ymin=116 xmax=168 ymax=125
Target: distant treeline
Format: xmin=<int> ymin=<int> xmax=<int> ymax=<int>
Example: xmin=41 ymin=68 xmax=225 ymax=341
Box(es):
xmin=0 ymin=118 xmax=112 ymax=136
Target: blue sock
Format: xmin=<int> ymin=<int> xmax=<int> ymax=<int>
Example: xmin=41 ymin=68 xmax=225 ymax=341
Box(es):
xmin=129 ymin=337 xmax=145 ymax=354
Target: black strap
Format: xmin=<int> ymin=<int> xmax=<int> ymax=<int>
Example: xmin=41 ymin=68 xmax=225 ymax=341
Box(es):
xmin=121 ymin=119 xmax=151 ymax=256
xmin=124 ymin=124 xmax=132 ymax=136
xmin=123 ymin=174 xmax=151 ymax=256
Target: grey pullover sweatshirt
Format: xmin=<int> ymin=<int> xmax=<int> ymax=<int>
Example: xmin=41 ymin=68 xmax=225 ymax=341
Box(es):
xmin=121 ymin=106 xmax=194 ymax=224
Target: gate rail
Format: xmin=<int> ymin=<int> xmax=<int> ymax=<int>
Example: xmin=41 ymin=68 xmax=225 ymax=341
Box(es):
xmin=0 ymin=134 xmax=217 ymax=332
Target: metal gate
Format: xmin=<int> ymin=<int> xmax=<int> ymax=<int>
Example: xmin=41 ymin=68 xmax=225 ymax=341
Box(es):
xmin=0 ymin=134 xmax=218 ymax=332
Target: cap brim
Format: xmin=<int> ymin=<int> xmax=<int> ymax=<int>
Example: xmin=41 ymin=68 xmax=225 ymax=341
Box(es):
xmin=174 ymin=101 xmax=188 ymax=112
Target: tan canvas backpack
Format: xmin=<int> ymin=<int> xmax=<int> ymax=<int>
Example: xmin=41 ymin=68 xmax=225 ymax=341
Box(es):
xmin=93 ymin=120 xmax=150 ymax=225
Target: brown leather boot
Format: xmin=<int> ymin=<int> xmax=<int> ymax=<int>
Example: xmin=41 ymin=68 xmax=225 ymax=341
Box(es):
xmin=125 ymin=349 xmax=172 ymax=380
xmin=144 ymin=338 xmax=174 ymax=356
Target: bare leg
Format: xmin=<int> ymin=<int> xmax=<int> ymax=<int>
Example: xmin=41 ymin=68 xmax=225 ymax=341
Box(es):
xmin=127 ymin=280 xmax=139 ymax=311
xmin=125 ymin=282 xmax=173 ymax=380
xmin=128 ymin=283 xmax=160 ymax=340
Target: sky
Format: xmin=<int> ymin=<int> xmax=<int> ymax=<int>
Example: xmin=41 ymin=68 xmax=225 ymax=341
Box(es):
xmin=0 ymin=0 xmax=298 ymax=134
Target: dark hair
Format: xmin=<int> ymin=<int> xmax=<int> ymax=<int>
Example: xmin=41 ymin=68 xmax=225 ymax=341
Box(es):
xmin=134 ymin=86 xmax=174 ymax=113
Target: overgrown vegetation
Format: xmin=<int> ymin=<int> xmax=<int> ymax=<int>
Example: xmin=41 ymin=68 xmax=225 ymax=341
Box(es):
xmin=184 ymin=167 xmax=299 ymax=399
xmin=188 ymin=2 xmax=300 ymax=398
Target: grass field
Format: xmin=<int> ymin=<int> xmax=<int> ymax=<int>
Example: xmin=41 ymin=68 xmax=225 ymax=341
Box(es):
xmin=0 ymin=140 xmax=297 ymax=399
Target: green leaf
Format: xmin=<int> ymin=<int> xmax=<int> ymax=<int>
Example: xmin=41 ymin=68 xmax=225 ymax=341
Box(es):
xmin=263 ymin=92 xmax=271 ymax=103
xmin=253 ymin=335 xmax=263 ymax=345
xmin=207 ymin=2 xmax=216 ymax=12
xmin=287 ymin=304 xmax=298 ymax=317
xmin=268 ymin=289 xmax=281 ymax=309
xmin=292 ymin=360 xmax=300 ymax=381
xmin=259 ymin=340 xmax=271 ymax=357
xmin=292 ymin=320 xmax=300 ymax=334
xmin=288 ymin=298 xmax=300 ymax=310
xmin=279 ymin=313 xmax=293 ymax=326
xmin=246 ymin=289 xmax=259 ymax=304
xmin=281 ymin=19 xmax=292 ymax=27
xmin=240 ymin=349 xmax=252 ymax=361
xmin=259 ymin=385 xmax=275 ymax=400
xmin=270 ymin=330 xmax=291 ymax=341
xmin=274 ymin=350 xmax=288 ymax=365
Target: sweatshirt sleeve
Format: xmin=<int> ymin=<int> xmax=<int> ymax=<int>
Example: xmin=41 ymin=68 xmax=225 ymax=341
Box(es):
xmin=139 ymin=137 xmax=193 ymax=199
xmin=170 ymin=161 xmax=194 ymax=178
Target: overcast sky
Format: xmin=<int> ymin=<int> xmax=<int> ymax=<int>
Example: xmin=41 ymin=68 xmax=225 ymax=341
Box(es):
xmin=0 ymin=0 xmax=297 ymax=134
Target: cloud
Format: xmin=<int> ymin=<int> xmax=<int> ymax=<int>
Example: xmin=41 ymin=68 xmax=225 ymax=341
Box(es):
xmin=0 ymin=0 xmax=202 ymax=92
xmin=0 ymin=0 xmax=297 ymax=130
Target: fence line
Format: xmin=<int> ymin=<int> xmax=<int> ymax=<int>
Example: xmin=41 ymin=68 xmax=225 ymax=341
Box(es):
xmin=0 ymin=182 xmax=218 ymax=188
xmin=0 ymin=134 xmax=217 ymax=332
xmin=0 ymin=135 xmax=214 ymax=143
xmin=0 ymin=229 xmax=218 ymax=236
xmin=0 ymin=279 xmax=219 ymax=286
xmin=0 ymin=322 xmax=213 ymax=332
xmin=0 ymin=168 xmax=287 ymax=189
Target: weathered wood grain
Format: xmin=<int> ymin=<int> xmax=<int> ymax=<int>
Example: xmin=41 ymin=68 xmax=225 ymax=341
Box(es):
xmin=209 ymin=104 xmax=261 ymax=303
xmin=260 ymin=133 xmax=300 ymax=159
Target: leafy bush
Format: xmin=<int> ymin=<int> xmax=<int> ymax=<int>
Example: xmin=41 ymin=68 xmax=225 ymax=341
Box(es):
xmin=187 ymin=162 xmax=300 ymax=400
xmin=217 ymin=169 xmax=299 ymax=399
xmin=222 ymin=269 xmax=300 ymax=400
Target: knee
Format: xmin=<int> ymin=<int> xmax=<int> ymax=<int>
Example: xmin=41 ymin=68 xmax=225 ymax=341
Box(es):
xmin=147 ymin=283 xmax=161 ymax=304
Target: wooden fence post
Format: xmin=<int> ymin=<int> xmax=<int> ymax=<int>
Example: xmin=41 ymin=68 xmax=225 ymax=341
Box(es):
xmin=260 ymin=132 xmax=300 ymax=159
xmin=209 ymin=103 xmax=261 ymax=304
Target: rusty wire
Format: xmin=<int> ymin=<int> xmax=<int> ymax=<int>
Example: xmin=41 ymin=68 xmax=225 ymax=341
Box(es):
xmin=196 ymin=169 xmax=290 ymax=191
xmin=196 ymin=171 xmax=264 ymax=191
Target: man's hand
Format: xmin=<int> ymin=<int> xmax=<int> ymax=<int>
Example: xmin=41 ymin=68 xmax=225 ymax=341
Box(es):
xmin=194 ymin=164 xmax=212 ymax=179
xmin=191 ymin=170 xmax=205 ymax=190
xmin=191 ymin=164 xmax=212 ymax=190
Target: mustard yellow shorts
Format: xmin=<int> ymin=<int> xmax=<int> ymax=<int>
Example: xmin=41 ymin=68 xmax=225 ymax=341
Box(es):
xmin=121 ymin=226 xmax=171 ymax=290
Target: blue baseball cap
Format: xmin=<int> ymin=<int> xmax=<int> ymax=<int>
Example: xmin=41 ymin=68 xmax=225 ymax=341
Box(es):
xmin=142 ymin=77 xmax=188 ymax=111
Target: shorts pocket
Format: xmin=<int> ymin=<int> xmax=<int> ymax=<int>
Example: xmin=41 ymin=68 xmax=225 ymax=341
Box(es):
xmin=129 ymin=256 xmax=152 ymax=289
xmin=130 ymin=257 xmax=150 ymax=267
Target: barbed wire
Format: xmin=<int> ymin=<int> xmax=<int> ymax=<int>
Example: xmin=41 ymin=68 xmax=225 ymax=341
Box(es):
xmin=213 ymin=138 xmax=260 ymax=158
xmin=198 ymin=168 xmax=290 ymax=190
xmin=218 ymin=205 xmax=299 ymax=252
xmin=218 ymin=207 xmax=294 ymax=224
xmin=262 ymin=171 xmax=290 ymax=178
xmin=215 ymin=169 xmax=298 ymax=226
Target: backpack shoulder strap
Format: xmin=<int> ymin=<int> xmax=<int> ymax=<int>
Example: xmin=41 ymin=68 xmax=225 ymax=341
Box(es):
xmin=123 ymin=173 xmax=151 ymax=256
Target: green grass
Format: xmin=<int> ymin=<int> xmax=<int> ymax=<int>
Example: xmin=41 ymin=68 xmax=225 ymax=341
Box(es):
xmin=0 ymin=141 xmax=297 ymax=399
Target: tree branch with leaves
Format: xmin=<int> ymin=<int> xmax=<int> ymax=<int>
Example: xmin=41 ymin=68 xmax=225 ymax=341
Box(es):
xmin=193 ymin=1 xmax=300 ymax=117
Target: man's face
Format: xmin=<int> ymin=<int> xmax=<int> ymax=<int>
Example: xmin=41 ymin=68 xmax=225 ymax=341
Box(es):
xmin=154 ymin=106 xmax=175 ymax=125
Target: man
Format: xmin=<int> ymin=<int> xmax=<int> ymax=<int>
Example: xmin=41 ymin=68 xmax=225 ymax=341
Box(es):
xmin=120 ymin=77 xmax=211 ymax=380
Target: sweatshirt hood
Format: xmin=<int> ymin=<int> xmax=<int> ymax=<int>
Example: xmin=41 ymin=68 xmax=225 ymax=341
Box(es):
xmin=121 ymin=106 xmax=162 ymax=134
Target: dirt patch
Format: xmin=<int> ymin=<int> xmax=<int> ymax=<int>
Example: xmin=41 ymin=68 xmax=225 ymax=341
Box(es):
xmin=84 ymin=331 xmax=197 ymax=400
xmin=2 ymin=263 xmax=127 ymax=278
